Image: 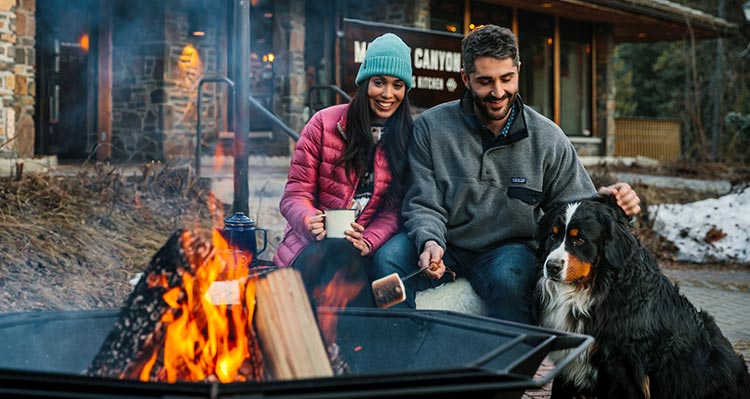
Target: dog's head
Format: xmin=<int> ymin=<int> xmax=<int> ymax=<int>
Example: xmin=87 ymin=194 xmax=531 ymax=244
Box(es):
xmin=537 ymin=195 xmax=636 ymax=286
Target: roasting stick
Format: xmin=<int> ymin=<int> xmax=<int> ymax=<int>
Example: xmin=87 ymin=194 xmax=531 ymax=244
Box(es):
xmin=371 ymin=263 xmax=439 ymax=308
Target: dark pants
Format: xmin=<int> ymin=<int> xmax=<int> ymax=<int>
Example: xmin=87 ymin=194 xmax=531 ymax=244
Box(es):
xmin=372 ymin=232 xmax=538 ymax=324
xmin=292 ymin=238 xmax=374 ymax=308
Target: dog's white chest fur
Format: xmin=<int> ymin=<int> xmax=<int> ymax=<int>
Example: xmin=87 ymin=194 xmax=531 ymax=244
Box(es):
xmin=538 ymin=279 xmax=598 ymax=390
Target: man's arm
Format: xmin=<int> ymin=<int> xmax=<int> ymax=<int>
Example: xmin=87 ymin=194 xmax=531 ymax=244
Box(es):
xmin=402 ymin=117 xmax=449 ymax=277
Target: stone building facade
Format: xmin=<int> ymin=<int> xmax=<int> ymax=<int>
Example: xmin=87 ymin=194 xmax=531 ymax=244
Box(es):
xmin=0 ymin=0 xmax=34 ymax=158
xmin=110 ymin=0 xmax=226 ymax=162
xmin=0 ymin=0 xmax=736 ymax=164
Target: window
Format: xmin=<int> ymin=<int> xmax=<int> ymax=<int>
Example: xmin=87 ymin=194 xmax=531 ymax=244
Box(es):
xmin=430 ymin=0 xmax=463 ymax=33
xmin=469 ymin=2 xmax=512 ymax=32
xmin=518 ymin=11 xmax=554 ymax=119
xmin=559 ymin=19 xmax=592 ymax=136
xmin=248 ymin=0 xmax=274 ymax=132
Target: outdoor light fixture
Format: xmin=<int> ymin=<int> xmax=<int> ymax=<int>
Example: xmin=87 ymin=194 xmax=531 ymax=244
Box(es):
xmin=189 ymin=3 xmax=207 ymax=38
xmin=743 ymin=1 xmax=750 ymax=22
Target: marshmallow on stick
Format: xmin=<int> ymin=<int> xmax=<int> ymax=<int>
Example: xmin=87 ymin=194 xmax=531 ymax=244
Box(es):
xmin=371 ymin=263 xmax=439 ymax=308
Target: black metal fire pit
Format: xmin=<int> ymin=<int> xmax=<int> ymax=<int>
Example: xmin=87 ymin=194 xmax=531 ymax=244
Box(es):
xmin=0 ymin=308 xmax=591 ymax=399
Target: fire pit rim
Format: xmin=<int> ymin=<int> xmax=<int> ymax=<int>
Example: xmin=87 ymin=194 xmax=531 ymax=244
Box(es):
xmin=0 ymin=308 xmax=593 ymax=398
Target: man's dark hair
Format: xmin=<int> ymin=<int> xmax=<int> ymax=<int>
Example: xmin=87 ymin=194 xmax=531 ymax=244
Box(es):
xmin=461 ymin=25 xmax=520 ymax=74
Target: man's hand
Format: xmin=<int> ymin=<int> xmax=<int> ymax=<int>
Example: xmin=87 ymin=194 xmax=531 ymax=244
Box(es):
xmin=419 ymin=240 xmax=445 ymax=279
xmin=345 ymin=222 xmax=371 ymax=256
xmin=598 ymin=182 xmax=641 ymax=216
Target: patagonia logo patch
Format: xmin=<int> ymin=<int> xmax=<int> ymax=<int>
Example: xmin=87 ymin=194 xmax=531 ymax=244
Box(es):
xmin=511 ymin=177 xmax=527 ymax=184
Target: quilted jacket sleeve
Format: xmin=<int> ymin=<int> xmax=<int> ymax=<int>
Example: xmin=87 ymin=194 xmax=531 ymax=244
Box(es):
xmin=279 ymin=112 xmax=325 ymax=241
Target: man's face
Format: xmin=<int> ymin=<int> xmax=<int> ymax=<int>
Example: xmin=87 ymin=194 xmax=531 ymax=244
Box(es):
xmin=461 ymin=57 xmax=519 ymax=126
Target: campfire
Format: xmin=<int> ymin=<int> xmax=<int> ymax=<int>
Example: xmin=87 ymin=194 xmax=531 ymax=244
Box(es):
xmin=86 ymin=228 xmax=339 ymax=383
xmin=0 ymin=192 xmax=592 ymax=397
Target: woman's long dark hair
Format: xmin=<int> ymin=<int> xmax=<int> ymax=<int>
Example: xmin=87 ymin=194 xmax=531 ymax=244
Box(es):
xmin=337 ymin=80 xmax=413 ymax=194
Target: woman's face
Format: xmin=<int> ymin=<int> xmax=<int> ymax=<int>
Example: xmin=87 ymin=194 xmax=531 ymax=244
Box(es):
xmin=367 ymin=75 xmax=406 ymax=123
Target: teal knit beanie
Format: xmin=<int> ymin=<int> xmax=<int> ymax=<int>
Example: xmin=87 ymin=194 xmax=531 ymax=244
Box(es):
xmin=355 ymin=33 xmax=413 ymax=90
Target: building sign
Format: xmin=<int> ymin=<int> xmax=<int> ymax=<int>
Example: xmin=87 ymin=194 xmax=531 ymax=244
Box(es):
xmin=342 ymin=19 xmax=464 ymax=110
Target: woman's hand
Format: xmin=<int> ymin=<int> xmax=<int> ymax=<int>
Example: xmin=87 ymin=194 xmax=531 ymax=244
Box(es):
xmin=306 ymin=212 xmax=327 ymax=241
xmin=345 ymin=222 xmax=371 ymax=256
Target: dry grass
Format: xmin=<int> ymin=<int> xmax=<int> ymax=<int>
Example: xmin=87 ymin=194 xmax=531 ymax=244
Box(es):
xmin=0 ymin=164 xmax=218 ymax=312
xmin=1 ymin=161 xmax=747 ymax=312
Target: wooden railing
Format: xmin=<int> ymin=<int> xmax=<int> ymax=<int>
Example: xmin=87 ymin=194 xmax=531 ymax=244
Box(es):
xmin=614 ymin=117 xmax=681 ymax=162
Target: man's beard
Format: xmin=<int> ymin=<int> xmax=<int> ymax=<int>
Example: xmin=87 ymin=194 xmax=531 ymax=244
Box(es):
xmin=470 ymin=88 xmax=517 ymax=122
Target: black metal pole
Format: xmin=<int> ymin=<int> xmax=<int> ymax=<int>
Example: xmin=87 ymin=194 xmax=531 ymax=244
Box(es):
xmin=232 ymin=0 xmax=250 ymax=215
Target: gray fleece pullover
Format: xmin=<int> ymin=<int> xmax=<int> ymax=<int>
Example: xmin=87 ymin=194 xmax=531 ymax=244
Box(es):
xmin=403 ymin=92 xmax=596 ymax=253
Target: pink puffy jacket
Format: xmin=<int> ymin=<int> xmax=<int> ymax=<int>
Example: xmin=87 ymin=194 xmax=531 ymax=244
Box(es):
xmin=272 ymin=104 xmax=402 ymax=267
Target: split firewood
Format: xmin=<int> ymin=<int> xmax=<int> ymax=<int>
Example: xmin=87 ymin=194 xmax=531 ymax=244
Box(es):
xmin=254 ymin=267 xmax=334 ymax=380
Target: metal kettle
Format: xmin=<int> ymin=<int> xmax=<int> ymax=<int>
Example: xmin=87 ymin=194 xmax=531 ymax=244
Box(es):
xmin=222 ymin=212 xmax=268 ymax=268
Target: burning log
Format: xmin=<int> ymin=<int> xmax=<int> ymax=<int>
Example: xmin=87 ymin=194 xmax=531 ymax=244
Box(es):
xmin=87 ymin=229 xmax=334 ymax=383
xmin=86 ymin=230 xmax=197 ymax=380
xmin=86 ymin=229 xmax=265 ymax=382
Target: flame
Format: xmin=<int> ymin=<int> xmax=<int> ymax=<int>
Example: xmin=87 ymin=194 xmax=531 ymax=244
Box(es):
xmin=213 ymin=141 xmax=225 ymax=169
xmin=207 ymin=192 xmax=225 ymax=230
xmin=314 ymin=268 xmax=365 ymax=346
xmin=137 ymin=229 xmax=261 ymax=383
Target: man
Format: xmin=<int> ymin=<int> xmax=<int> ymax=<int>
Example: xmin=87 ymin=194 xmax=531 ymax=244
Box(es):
xmin=371 ymin=25 xmax=640 ymax=324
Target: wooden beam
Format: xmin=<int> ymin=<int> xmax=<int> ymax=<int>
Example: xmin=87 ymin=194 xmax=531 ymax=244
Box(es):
xmin=553 ymin=16 xmax=560 ymax=126
xmin=97 ymin=0 xmax=113 ymax=161
xmin=591 ymin=30 xmax=597 ymax=138
xmin=463 ymin=0 xmax=470 ymax=34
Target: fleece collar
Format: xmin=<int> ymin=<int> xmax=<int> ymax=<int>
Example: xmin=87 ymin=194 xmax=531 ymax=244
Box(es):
xmin=459 ymin=89 xmax=529 ymax=149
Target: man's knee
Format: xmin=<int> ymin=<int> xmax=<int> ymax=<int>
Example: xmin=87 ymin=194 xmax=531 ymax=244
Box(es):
xmin=372 ymin=232 xmax=416 ymax=276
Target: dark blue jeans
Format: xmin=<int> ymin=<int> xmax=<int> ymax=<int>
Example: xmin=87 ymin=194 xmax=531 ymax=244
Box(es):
xmin=292 ymin=238 xmax=374 ymax=308
xmin=372 ymin=232 xmax=538 ymax=324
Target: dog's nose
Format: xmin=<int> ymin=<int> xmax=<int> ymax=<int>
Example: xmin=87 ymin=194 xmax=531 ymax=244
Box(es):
xmin=545 ymin=259 xmax=563 ymax=278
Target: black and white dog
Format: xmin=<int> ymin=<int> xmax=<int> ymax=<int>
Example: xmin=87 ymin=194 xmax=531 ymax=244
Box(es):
xmin=536 ymin=196 xmax=750 ymax=399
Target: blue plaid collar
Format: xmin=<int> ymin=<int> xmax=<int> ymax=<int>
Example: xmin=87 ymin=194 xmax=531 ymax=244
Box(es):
xmin=499 ymin=102 xmax=516 ymax=137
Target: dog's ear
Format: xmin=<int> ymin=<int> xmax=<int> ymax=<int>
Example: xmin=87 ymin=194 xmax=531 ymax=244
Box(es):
xmin=593 ymin=193 xmax=631 ymax=223
xmin=536 ymin=201 xmax=566 ymax=262
xmin=600 ymin=205 xmax=639 ymax=268
xmin=538 ymin=201 xmax=572 ymax=240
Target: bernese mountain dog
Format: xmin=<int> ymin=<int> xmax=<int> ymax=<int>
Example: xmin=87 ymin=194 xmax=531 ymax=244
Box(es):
xmin=536 ymin=196 xmax=750 ymax=399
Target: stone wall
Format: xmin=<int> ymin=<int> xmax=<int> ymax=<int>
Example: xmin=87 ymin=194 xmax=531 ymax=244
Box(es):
xmin=162 ymin=1 xmax=225 ymax=161
xmin=110 ymin=0 xmax=167 ymax=161
xmin=346 ymin=0 xmax=430 ymax=29
xmin=0 ymin=0 xmax=34 ymax=158
xmin=110 ymin=0 xmax=225 ymax=162
xmin=262 ymin=0 xmax=306 ymax=156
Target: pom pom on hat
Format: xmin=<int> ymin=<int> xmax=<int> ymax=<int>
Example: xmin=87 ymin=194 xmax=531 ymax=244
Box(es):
xmin=355 ymin=33 xmax=413 ymax=90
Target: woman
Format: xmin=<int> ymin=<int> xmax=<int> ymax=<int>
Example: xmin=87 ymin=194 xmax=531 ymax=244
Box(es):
xmin=273 ymin=33 xmax=413 ymax=308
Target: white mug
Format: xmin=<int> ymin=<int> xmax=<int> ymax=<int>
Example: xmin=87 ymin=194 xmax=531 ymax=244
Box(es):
xmin=324 ymin=209 xmax=356 ymax=239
